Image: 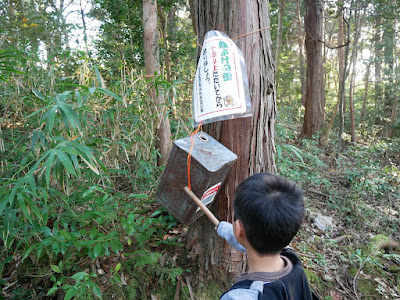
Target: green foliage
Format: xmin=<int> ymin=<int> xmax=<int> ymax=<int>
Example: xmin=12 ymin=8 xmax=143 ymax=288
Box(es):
xmin=0 ymin=55 xmax=188 ymax=298
xmin=0 ymin=48 xmax=26 ymax=82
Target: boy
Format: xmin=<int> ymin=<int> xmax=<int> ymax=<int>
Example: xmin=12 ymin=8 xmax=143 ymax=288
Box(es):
xmin=216 ymin=172 xmax=315 ymax=299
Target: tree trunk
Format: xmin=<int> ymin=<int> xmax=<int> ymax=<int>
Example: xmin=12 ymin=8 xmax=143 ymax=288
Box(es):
xmin=275 ymin=0 xmax=285 ymax=66
xmin=143 ymin=0 xmax=172 ymax=166
xmin=374 ymin=13 xmax=382 ymax=112
xmin=389 ymin=41 xmax=398 ymax=138
xmin=348 ymin=11 xmax=364 ymax=143
xmin=79 ymin=0 xmax=89 ymax=55
xmin=383 ymin=15 xmax=395 ymax=122
xmin=360 ymin=51 xmax=371 ymax=127
xmin=301 ymin=0 xmax=325 ymax=137
xmin=321 ymin=7 xmax=344 ymax=146
xmin=337 ymin=10 xmax=351 ymax=153
xmin=295 ymin=0 xmax=306 ymax=105
xmin=188 ymin=0 xmax=276 ymax=286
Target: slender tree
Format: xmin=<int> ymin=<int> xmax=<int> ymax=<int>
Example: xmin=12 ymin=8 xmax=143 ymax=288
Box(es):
xmin=143 ymin=0 xmax=172 ymax=166
xmin=188 ymin=0 xmax=276 ymax=284
xmin=360 ymin=44 xmax=372 ymax=127
xmin=337 ymin=8 xmax=351 ymax=152
xmin=295 ymin=0 xmax=306 ymax=105
xmin=321 ymin=5 xmax=344 ymax=146
xmin=374 ymin=7 xmax=382 ymax=112
xmin=301 ymin=0 xmax=325 ymax=137
xmin=348 ymin=10 xmax=364 ymax=143
xmin=275 ymin=0 xmax=285 ymax=66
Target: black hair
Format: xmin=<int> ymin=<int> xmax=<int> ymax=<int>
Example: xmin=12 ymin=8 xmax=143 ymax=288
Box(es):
xmin=234 ymin=172 xmax=304 ymax=255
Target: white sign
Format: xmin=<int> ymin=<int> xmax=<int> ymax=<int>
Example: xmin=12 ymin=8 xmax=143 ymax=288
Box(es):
xmin=195 ymin=182 xmax=222 ymax=212
xmin=193 ymin=34 xmax=247 ymax=124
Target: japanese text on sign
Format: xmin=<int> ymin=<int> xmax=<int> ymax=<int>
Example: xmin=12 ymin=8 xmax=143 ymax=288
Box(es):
xmin=193 ymin=34 xmax=246 ymax=124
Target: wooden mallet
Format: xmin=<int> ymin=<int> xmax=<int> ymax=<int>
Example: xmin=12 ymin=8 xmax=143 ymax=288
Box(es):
xmin=183 ymin=186 xmax=220 ymax=226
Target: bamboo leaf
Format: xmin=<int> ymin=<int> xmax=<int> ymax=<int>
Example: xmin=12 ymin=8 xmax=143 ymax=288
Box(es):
xmin=97 ymin=87 xmax=126 ymax=107
xmin=0 ymin=197 xmax=9 ymax=217
xmin=64 ymin=104 xmax=81 ymax=129
xmin=70 ymin=154 xmax=81 ymax=176
xmin=46 ymin=106 xmax=57 ymax=133
xmin=59 ymin=106 xmax=71 ymax=130
xmin=94 ymin=65 xmax=104 ymax=88
xmin=24 ymin=195 xmax=42 ymax=221
xmin=18 ymin=194 xmax=32 ymax=223
xmin=80 ymin=156 xmax=99 ymax=175
xmin=44 ymin=151 xmax=56 ymax=186
xmin=22 ymin=244 xmax=38 ymax=261
xmin=32 ymin=89 xmax=46 ymax=100
xmin=55 ymin=150 xmax=77 ymax=176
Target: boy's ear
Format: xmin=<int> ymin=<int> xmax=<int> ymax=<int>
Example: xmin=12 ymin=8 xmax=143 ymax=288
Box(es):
xmin=234 ymin=219 xmax=246 ymax=239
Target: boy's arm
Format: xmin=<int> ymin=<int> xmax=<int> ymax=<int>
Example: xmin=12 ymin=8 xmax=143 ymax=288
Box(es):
xmin=217 ymin=221 xmax=246 ymax=253
xmin=182 ymin=187 xmax=246 ymax=253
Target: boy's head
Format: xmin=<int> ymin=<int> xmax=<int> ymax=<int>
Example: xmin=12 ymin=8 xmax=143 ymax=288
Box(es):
xmin=233 ymin=172 xmax=304 ymax=255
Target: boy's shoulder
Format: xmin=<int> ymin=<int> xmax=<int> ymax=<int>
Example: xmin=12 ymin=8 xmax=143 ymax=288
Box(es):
xmin=220 ymin=249 xmax=317 ymax=300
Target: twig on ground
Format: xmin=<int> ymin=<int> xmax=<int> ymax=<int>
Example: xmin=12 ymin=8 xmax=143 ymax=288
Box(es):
xmin=174 ymin=277 xmax=181 ymax=300
xmin=186 ymin=277 xmax=195 ymax=300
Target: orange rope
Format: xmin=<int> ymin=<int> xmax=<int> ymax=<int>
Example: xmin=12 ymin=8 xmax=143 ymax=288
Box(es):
xmin=232 ymin=26 xmax=270 ymax=40
xmin=196 ymin=26 xmax=270 ymax=48
xmin=187 ymin=122 xmax=203 ymax=191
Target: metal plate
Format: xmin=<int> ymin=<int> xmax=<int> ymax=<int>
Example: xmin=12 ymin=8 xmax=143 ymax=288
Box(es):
xmin=155 ymin=132 xmax=237 ymax=224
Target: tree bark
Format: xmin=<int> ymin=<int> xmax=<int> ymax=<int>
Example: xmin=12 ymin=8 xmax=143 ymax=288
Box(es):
xmin=188 ymin=0 xmax=276 ymax=286
xmin=296 ymin=0 xmax=306 ymax=105
xmin=143 ymin=0 xmax=172 ymax=166
xmin=301 ymin=0 xmax=325 ymax=137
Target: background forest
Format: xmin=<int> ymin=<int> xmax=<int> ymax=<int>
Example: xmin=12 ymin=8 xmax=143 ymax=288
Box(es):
xmin=0 ymin=0 xmax=399 ymax=299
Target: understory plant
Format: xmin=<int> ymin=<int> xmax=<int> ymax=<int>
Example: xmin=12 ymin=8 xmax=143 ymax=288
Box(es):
xmin=0 ymin=61 xmax=188 ymax=299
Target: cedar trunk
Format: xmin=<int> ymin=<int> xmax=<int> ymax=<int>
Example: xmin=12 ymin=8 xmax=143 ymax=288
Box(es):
xmin=143 ymin=0 xmax=172 ymax=166
xmin=301 ymin=0 xmax=325 ymax=137
xmin=188 ymin=0 xmax=276 ymax=286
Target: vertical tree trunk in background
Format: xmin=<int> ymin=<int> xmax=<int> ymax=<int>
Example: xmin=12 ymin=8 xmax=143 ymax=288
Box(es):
xmin=337 ymin=11 xmax=351 ymax=152
xmin=360 ymin=51 xmax=371 ymax=127
xmin=275 ymin=0 xmax=285 ymax=67
xmin=389 ymin=44 xmax=398 ymax=138
xmin=374 ymin=12 xmax=382 ymax=112
xmin=301 ymin=0 xmax=324 ymax=137
xmin=348 ymin=64 xmax=356 ymax=142
xmin=143 ymin=0 xmax=172 ymax=166
xmin=348 ymin=11 xmax=364 ymax=143
xmin=295 ymin=0 xmax=306 ymax=105
xmin=79 ymin=0 xmax=89 ymax=55
xmin=188 ymin=0 xmax=276 ymax=286
xmin=321 ymin=8 xmax=344 ymax=146
xmin=383 ymin=15 xmax=395 ymax=122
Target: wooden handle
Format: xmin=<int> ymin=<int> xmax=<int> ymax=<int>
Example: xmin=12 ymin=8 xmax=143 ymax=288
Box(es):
xmin=183 ymin=186 xmax=220 ymax=226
